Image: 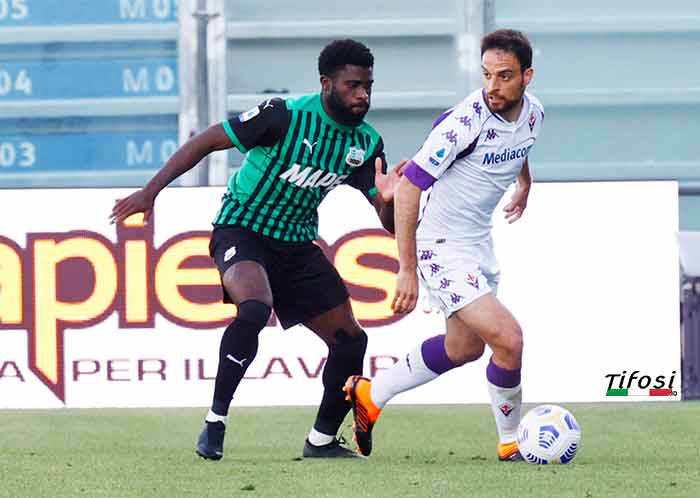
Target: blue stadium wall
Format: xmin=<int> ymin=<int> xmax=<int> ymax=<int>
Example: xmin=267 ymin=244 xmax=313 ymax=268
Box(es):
xmin=0 ymin=0 xmax=698 ymax=228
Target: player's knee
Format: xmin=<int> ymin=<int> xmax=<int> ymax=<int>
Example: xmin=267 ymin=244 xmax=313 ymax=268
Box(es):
xmin=330 ymin=328 xmax=368 ymax=358
xmin=236 ymin=300 xmax=272 ymax=331
xmin=501 ymin=323 xmax=523 ymax=360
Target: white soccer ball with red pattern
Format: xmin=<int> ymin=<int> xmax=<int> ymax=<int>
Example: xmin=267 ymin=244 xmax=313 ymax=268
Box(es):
xmin=516 ymin=405 xmax=581 ymax=464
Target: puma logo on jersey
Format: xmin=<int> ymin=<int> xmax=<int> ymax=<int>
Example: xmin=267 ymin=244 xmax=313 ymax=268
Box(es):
xmin=226 ymin=354 xmax=247 ymax=367
xmin=279 ymin=163 xmax=349 ymax=190
xmin=303 ymin=139 xmax=317 ymax=154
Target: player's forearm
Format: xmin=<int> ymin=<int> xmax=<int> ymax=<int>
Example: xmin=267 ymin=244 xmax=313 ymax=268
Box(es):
xmin=143 ymin=124 xmax=231 ymax=197
xmin=518 ymin=160 xmax=532 ymax=189
xmin=394 ymin=177 xmax=421 ymax=270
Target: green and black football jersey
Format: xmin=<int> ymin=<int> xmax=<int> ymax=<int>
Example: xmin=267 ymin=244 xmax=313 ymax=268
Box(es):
xmin=213 ymin=93 xmax=385 ymax=242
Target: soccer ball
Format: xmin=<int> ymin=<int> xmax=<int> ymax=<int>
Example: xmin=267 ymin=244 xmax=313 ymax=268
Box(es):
xmin=516 ymin=405 xmax=581 ymax=464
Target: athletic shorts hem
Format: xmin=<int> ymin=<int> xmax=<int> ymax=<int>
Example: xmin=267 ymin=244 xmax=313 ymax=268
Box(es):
xmin=276 ymin=290 xmax=350 ymax=330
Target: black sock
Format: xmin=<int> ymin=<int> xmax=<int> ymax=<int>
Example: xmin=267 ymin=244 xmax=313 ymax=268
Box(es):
xmin=313 ymin=329 xmax=367 ymax=435
xmin=211 ymin=300 xmax=271 ymax=416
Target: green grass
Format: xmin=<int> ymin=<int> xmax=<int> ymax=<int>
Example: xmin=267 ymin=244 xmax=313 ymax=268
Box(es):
xmin=1 ymin=403 xmax=698 ymax=498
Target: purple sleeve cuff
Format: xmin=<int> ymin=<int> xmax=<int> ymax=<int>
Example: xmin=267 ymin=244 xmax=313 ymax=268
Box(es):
xmin=404 ymin=160 xmax=436 ymax=190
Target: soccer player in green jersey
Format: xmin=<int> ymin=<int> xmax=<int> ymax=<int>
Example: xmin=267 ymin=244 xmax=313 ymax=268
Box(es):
xmin=110 ymin=39 xmax=404 ymax=460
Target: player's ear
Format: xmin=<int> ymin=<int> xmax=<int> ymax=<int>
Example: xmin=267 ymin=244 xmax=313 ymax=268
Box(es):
xmin=320 ymin=74 xmax=332 ymax=95
xmin=522 ymin=67 xmax=534 ymax=87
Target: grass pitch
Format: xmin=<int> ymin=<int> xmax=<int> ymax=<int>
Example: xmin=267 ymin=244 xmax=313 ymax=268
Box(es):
xmin=1 ymin=402 xmax=698 ymax=498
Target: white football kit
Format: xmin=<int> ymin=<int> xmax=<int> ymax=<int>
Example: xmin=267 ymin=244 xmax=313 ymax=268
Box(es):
xmin=403 ymin=88 xmax=544 ymax=314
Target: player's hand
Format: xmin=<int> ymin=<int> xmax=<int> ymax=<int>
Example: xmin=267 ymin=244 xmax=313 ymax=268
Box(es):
xmin=392 ymin=268 xmax=419 ymax=314
xmin=374 ymin=158 xmax=408 ymax=203
xmin=109 ymin=188 xmax=156 ymax=225
xmin=503 ymin=183 xmax=530 ymax=224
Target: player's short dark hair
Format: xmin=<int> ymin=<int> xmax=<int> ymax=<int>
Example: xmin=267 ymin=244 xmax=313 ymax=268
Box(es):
xmin=481 ymin=29 xmax=532 ymax=71
xmin=318 ymin=39 xmax=374 ymax=76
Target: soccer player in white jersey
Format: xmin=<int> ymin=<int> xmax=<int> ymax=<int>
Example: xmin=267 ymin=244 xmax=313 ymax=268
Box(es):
xmin=344 ymin=29 xmax=543 ymax=460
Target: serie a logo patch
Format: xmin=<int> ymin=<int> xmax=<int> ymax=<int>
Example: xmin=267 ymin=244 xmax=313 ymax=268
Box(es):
xmin=238 ymin=106 xmax=260 ymax=122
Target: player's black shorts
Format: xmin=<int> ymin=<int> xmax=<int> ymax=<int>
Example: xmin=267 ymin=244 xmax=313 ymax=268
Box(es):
xmin=210 ymin=225 xmax=350 ymax=329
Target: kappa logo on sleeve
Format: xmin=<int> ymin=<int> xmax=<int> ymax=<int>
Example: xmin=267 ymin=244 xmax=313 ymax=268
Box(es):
xmin=442 ymin=130 xmax=458 ymax=145
xmin=456 ymin=115 xmax=472 ymax=128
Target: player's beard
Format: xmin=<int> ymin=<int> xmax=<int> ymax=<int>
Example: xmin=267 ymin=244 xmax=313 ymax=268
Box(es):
xmin=490 ymin=85 xmax=526 ymax=116
xmin=327 ymin=86 xmax=368 ymax=126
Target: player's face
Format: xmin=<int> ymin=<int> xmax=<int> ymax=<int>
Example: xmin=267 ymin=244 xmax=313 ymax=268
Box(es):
xmin=322 ymin=65 xmax=373 ymax=125
xmin=481 ymin=49 xmax=533 ymax=117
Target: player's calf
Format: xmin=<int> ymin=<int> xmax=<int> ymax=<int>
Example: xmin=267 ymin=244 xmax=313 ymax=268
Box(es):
xmin=311 ymin=329 xmax=367 ymax=440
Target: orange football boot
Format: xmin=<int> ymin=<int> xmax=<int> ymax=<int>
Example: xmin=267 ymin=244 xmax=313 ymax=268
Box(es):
xmin=343 ymin=375 xmax=381 ymax=456
xmin=497 ymin=441 xmax=524 ymax=461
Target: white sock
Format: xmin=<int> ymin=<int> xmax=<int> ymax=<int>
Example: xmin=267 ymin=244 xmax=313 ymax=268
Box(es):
xmin=487 ymin=381 xmax=522 ymax=443
xmin=205 ymin=409 xmax=228 ymax=425
xmin=307 ymin=428 xmax=335 ymax=446
xmin=370 ymin=343 xmax=440 ymax=408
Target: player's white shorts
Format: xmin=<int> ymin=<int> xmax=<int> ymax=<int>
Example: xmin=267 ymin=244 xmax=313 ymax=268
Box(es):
xmin=416 ymin=237 xmax=500 ymax=316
